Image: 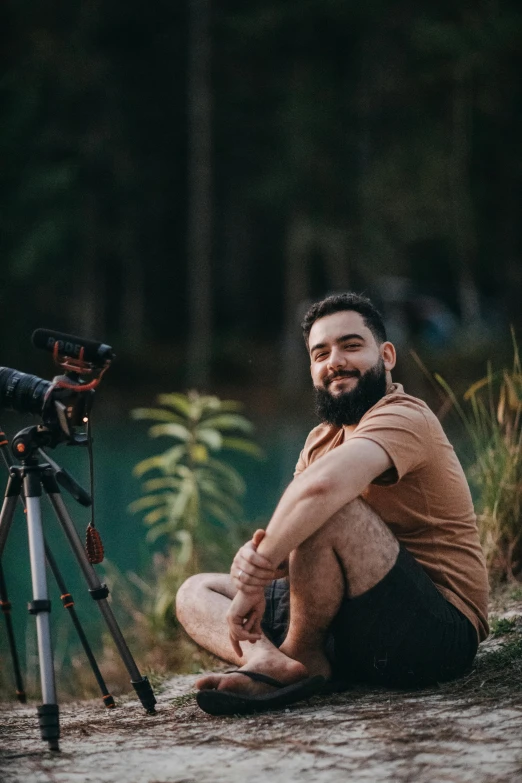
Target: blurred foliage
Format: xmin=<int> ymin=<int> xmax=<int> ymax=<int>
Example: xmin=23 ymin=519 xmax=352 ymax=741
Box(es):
xmin=436 ymin=332 xmax=522 ymax=582
xmin=489 ymin=616 xmax=517 ymax=637
xmin=0 ymin=0 xmax=521 ymax=367
xmin=129 ymin=391 xmax=262 ymax=629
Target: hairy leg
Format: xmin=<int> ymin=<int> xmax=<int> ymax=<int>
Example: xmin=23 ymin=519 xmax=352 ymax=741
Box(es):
xmin=175 ymin=574 xmax=306 ymax=694
xmin=280 ymin=497 xmax=399 ymax=677
xmin=176 ymin=573 xmax=239 ymax=663
xmin=177 ymin=498 xmax=398 ymax=693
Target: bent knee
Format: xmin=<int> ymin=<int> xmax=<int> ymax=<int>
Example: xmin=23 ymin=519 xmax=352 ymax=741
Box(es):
xmin=176 ymin=573 xmax=209 ymax=624
xmin=176 ymin=573 xmax=203 ymax=606
xmin=175 ymin=572 xmax=234 ymax=626
xmin=299 ymin=496 xmax=396 ymax=548
xmin=332 ymin=495 xmax=373 ymax=519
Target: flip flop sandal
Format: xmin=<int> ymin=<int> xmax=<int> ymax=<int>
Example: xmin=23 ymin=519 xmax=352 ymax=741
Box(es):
xmin=196 ymin=671 xmax=327 ymax=716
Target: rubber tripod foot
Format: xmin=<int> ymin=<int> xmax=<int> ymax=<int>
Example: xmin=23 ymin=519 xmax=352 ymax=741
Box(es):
xmin=38 ymin=703 xmax=60 ymax=750
xmin=103 ymin=693 xmax=116 ymax=708
xmin=131 ymin=676 xmax=157 ymax=714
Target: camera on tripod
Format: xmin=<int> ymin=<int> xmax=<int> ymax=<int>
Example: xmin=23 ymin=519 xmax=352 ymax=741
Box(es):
xmin=0 ymin=330 xmax=156 ymax=753
xmin=0 ymin=329 xmax=115 ymax=451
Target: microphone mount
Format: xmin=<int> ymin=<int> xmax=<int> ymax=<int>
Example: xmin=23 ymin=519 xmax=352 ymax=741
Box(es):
xmin=32 ymin=329 xmax=115 ymax=366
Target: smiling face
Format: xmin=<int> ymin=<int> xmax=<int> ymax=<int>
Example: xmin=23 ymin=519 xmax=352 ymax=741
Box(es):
xmin=308 ymin=310 xmax=396 ymax=426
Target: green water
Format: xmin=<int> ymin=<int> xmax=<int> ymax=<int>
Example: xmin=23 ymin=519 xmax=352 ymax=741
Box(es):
xmin=0 ymin=418 xmax=310 ymax=695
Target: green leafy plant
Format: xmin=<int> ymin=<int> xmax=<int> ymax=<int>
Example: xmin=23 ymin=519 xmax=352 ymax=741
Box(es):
xmin=435 ymin=332 xmax=522 ymax=582
xmin=129 ymin=391 xmax=263 ymax=625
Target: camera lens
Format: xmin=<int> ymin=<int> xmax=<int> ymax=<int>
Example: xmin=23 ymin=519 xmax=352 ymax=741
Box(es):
xmin=0 ymin=367 xmax=51 ymax=416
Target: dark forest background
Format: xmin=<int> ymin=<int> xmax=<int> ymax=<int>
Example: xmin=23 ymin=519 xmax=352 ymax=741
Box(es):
xmin=1 ymin=0 xmax=522 ymax=688
xmin=1 ymin=0 xmax=522 ymax=415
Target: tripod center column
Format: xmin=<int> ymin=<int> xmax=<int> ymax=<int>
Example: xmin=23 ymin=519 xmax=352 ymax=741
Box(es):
xmin=24 ymin=469 xmax=58 ymax=709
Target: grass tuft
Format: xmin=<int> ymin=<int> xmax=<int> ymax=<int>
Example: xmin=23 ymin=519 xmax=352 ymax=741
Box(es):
xmin=489 ymin=616 xmax=518 ymax=636
xmin=170 ymin=692 xmax=197 ymax=707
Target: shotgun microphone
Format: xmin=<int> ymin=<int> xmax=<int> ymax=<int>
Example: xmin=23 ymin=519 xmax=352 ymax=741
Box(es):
xmin=32 ymin=329 xmax=114 ymax=364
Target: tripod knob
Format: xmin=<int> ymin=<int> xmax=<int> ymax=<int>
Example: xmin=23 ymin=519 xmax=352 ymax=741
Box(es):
xmin=12 ymin=426 xmax=53 ymax=461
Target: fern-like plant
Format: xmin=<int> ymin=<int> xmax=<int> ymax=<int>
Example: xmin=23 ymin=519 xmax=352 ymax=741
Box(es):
xmin=129 ymin=391 xmax=262 ymax=623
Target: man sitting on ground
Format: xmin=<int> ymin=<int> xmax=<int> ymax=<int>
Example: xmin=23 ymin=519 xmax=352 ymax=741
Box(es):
xmin=176 ymin=293 xmax=489 ymax=715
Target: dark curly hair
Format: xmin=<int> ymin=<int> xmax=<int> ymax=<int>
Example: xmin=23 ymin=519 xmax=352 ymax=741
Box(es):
xmin=301 ymin=292 xmax=387 ymax=347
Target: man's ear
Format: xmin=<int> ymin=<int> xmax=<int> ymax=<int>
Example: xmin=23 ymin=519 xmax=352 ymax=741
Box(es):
xmin=381 ymin=341 xmax=396 ymax=371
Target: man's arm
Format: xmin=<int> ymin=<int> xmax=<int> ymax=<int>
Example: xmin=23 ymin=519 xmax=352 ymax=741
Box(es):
xmin=226 ymin=437 xmax=392 ymax=649
xmin=255 ymin=437 xmax=392 ymax=568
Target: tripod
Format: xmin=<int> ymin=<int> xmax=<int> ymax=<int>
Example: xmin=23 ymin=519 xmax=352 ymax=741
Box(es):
xmin=0 ymin=425 xmax=156 ymax=751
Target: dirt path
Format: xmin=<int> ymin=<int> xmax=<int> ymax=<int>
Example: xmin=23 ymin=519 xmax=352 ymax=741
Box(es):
xmin=1 ymin=607 xmax=521 ymax=783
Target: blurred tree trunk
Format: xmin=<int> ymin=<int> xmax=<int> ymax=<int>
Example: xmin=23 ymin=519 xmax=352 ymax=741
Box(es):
xmin=281 ymin=214 xmax=350 ymax=397
xmin=355 ymin=32 xmax=375 ymax=271
xmin=119 ymin=151 xmax=145 ymax=349
xmin=77 ymin=192 xmax=106 ymax=339
xmin=449 ymin=66 xmax=480 ymax=325
xmin=221 ymin=189 xmax=253 ymax=325
xmin=186 ymin=0 xmax=213 ymax=388
xmin=322 ymin=226 xmax=350 ymax=291
xmin=281 ymin=211 xmax=311 ymax=397
xmin=120 ymin=209 xmax=144 ymax=349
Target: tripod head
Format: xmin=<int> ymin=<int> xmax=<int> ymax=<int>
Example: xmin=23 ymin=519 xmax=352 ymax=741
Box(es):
xmin=0 ymin=425 xmax=92 ymax=507
xmin=12 ymin=425 xmax=64 ymax=461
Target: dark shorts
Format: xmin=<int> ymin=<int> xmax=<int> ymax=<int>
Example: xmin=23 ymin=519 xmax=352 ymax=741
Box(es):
xmin=262 ymin=545 xmax=479 ymax=688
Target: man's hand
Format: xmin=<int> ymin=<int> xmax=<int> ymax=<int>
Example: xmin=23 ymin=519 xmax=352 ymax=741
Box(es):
xmin=231 ymin=529 xmax=278 ymax=593
xmin=226 ymin=588 xmax=266 ymax=657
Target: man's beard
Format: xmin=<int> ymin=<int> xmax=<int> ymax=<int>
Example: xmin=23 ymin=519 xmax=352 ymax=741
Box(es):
xmin=314 ymin=359 xmax=387 ymax=427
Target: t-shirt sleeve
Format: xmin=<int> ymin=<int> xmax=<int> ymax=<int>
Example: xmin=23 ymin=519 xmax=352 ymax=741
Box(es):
xmin=294 ymin=448 xmax=307 ymax=476
xmin=293 ymin=423 xmax=329 ymax=476
xmin=348 ymin=402 xmax=431 ymax=481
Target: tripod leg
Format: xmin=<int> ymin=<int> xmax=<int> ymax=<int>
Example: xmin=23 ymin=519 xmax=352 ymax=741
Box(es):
xmin=24 ymin=473 xmax=60 ymax=752
xmin=0 ymin=472 xmax=26 ymax=701
xmin=44 ymin=477 xmax=156 ymax=714
xmin=0 ymin=562 xmax=26 ymax=702
xmin=0 ymin=471 xmax=23 ymax=557
xmin=44 ymin=545 xmax=115 ymax=709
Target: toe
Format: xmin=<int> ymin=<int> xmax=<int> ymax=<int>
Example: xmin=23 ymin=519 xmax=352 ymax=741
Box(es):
xmin=195 ymin=674 xmax=223 ymax=691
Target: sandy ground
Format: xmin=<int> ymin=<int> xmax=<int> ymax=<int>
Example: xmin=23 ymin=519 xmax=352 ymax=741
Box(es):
xmin=1 ymin=604 xmax=521 ymax=783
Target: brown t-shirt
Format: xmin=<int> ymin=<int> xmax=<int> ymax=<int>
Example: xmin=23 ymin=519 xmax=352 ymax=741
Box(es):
xmin=295 ymin=383 xmax=489 ymax=642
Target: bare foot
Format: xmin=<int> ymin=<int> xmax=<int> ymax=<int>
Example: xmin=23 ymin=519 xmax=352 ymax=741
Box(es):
xmin=279 ymin=642 xmax=332 ymax=681
xmin=195 ymin=648 xmax=307 ymax=697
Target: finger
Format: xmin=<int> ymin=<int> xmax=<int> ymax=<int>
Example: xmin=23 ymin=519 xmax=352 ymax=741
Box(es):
xmin=246 ymin=616 xmax=263 ymax=638
xmin=238 ymin=545 xmax=274 ymax=571
xmin=230 ymin=634 xmax=243 ymax=657
xmin=235 ymin=570 xmax=271 ymax=587
xmin=227 ymin=611 xmax=261 ymax=640
xmin=252 ymin=613 xmax=263 ymax=637
xmin=233 ymin=571 xmax=273 ymax=591
xmin=232 ymin=566 xmax=274 ymax=589
xmin=232 ymin=566 xmax=269 ymax=585
xmin=236 ymin=562 xmax=274 ymax=580
xmin=240 ymin=631 xmax=261 ymax=643
xmin=235 ymin=561 xmax=274 ymax=582
xmin=239 ymin=607 xmax=262 ymax=638
xmin=243 ymin=612 xmax=262 ymax=632
xmin=252 ymin=529 xmax=266 ymax=547
xmin=230 ymin=624 xmax=261 ymax=643
xmin=231 ymin=556 xmax=274 ymax=583
xmin=233 ymin=582 xmax=267 ymax=596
